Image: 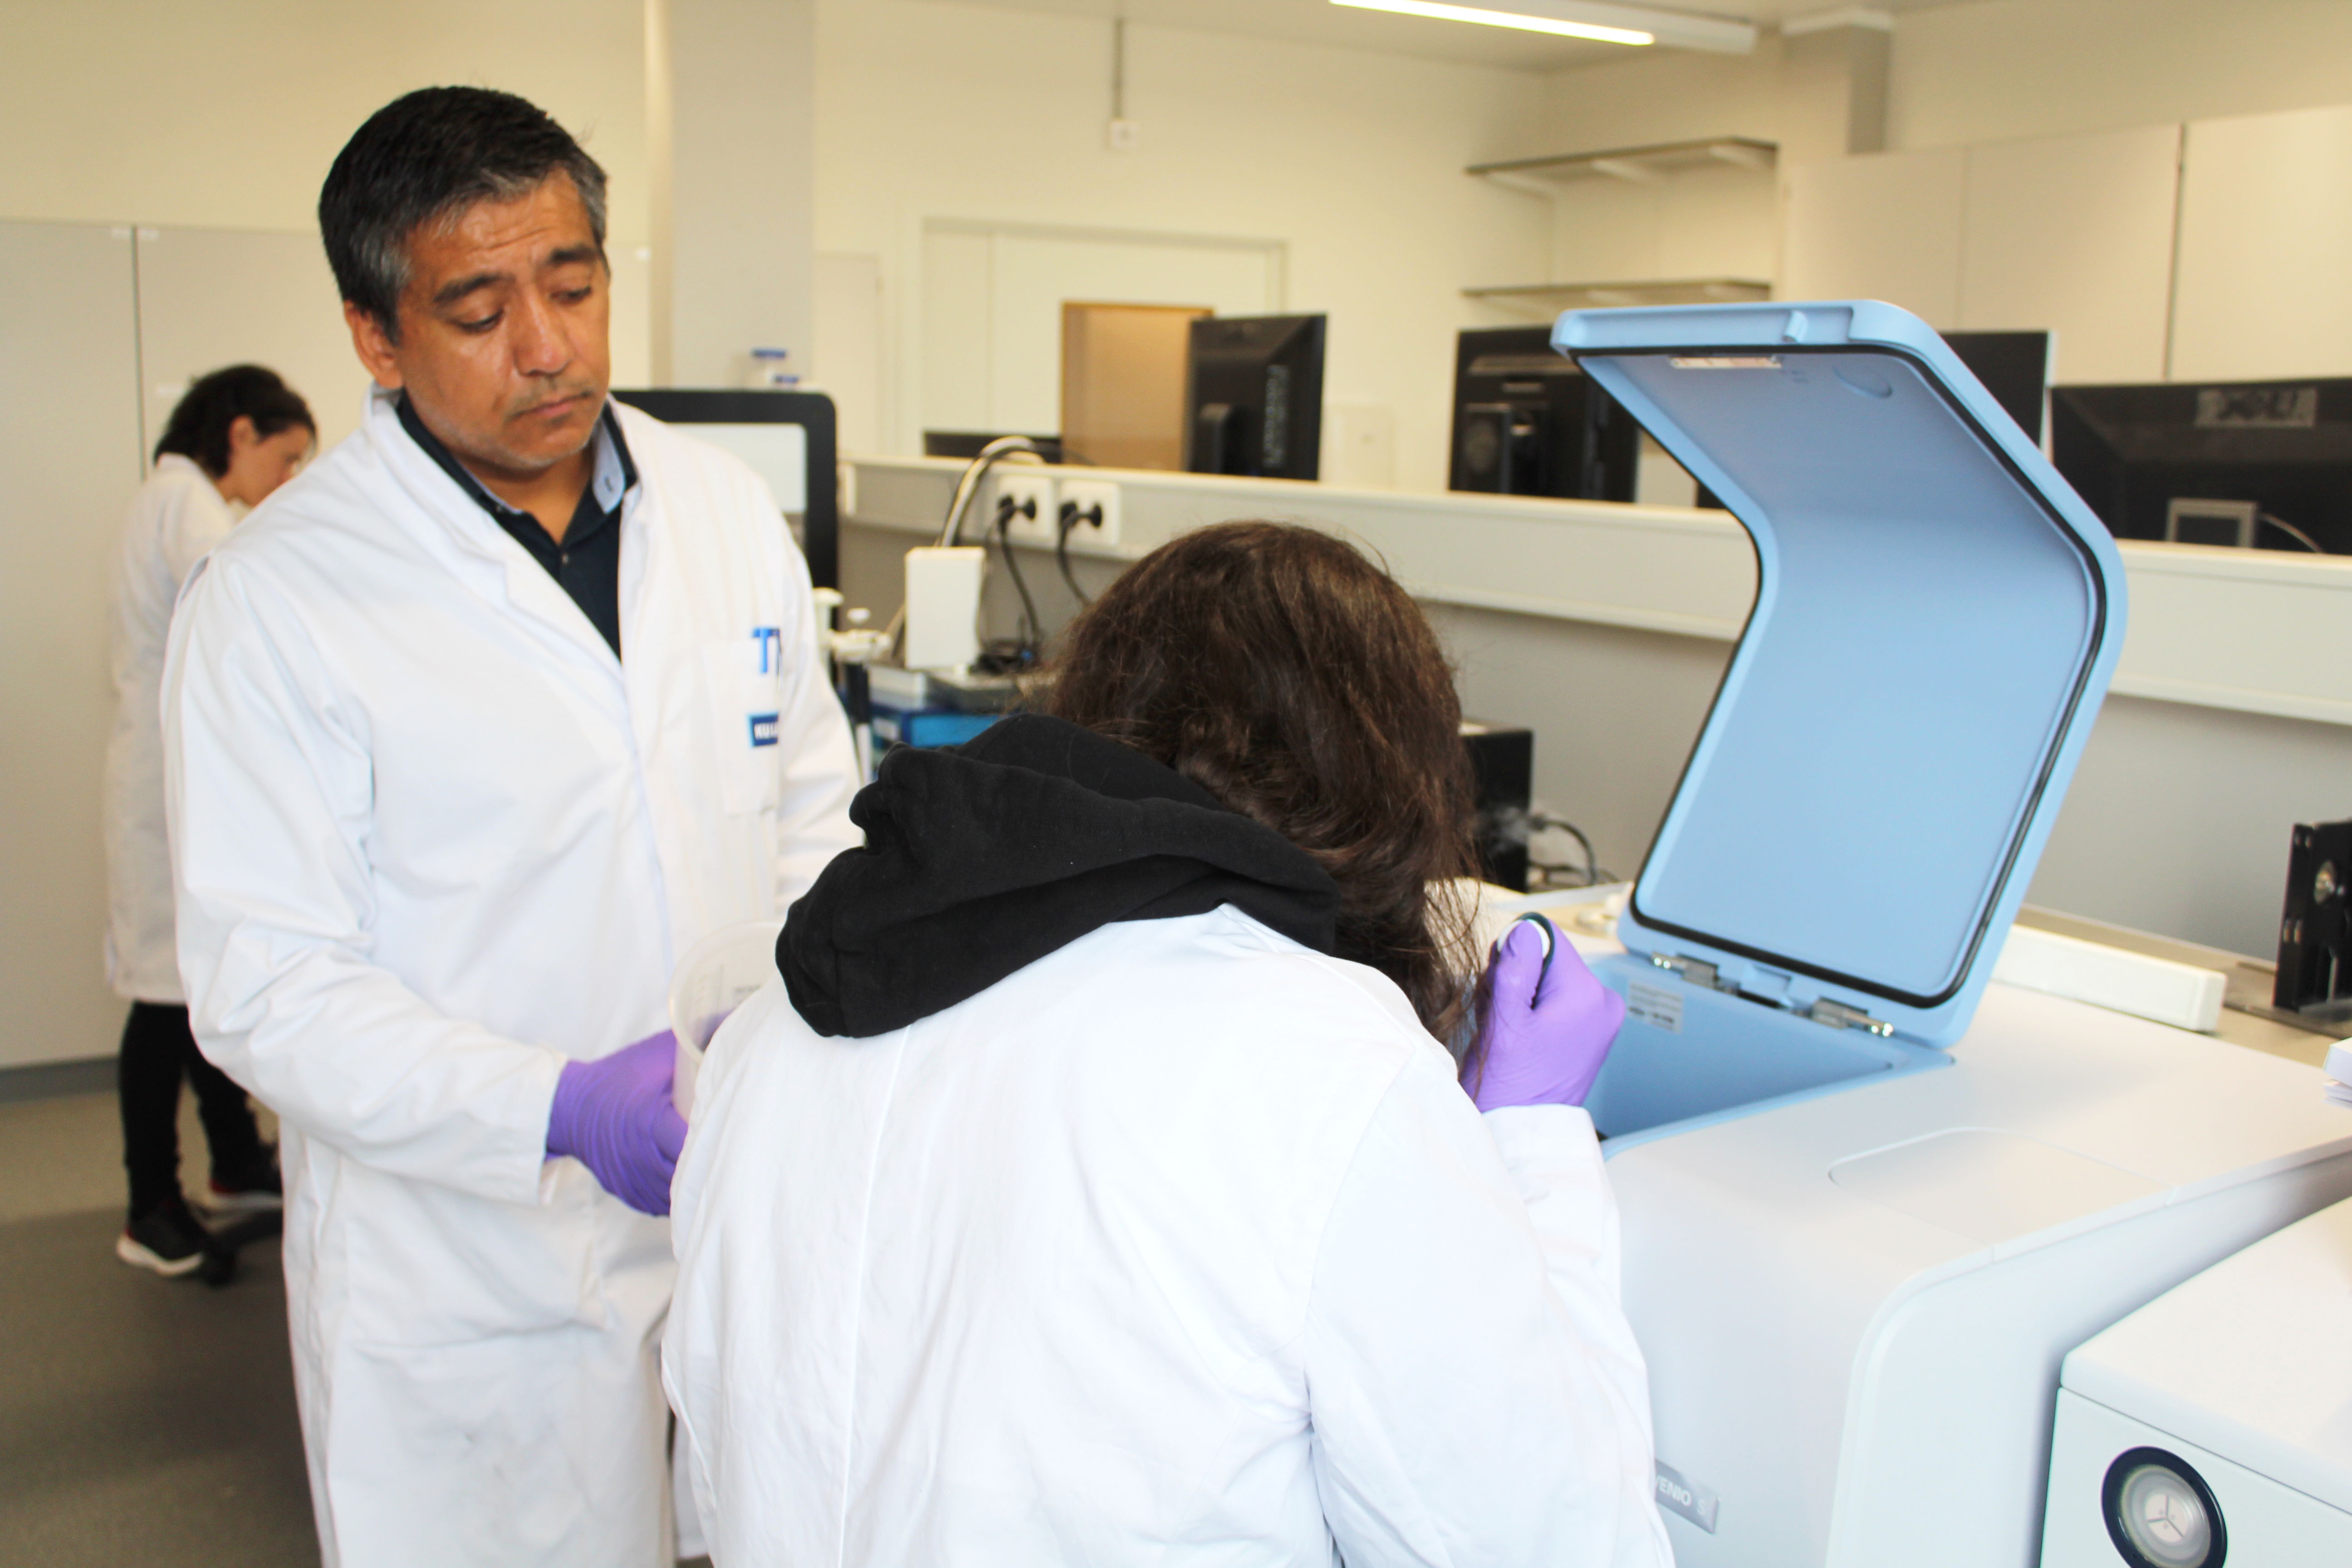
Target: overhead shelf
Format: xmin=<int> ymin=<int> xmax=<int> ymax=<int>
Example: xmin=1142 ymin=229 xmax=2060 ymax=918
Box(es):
xmin=1463 ymin=278 xmax=1775 ymax=319
xmin=1468 ymin=137 xmax=1777 ymax=195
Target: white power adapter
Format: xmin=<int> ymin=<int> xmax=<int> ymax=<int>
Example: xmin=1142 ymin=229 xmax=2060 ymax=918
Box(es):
xmin=903 ymin=546 xmax=985 ymax=671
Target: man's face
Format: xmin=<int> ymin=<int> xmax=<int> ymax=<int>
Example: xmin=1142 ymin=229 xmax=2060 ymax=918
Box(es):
xmin=344 ymin=173 xmax=611 ymax=481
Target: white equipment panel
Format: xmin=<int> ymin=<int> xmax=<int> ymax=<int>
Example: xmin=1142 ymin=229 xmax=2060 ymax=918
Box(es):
xmin=1593 ymin=964 xmax=2352 ymax=1567
xmin=2043 ymin=1191 xmax=2352 ymax=1565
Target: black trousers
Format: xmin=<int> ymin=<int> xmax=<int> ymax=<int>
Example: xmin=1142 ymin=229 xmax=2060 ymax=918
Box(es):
xmin=118 ymin=1001 xmax=265 ymax=1216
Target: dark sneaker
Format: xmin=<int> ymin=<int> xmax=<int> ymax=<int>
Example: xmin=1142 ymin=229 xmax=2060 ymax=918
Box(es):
xmin=117 ymin=1196 xmax=213 ymax=1277
xmin=206 ymin=1147 xmax=283 ymax=1215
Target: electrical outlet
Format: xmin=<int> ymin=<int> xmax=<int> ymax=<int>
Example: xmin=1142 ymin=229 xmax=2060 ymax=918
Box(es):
xmin=1057 ymin=479 xmax=1122 ymax=549
xmin=989 ymin=472 xmax=1057 ymax=547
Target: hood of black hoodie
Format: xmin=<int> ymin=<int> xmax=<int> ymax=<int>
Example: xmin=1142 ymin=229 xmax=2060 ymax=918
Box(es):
xmin=779 ymin=715 xmax=1343 ymax=1038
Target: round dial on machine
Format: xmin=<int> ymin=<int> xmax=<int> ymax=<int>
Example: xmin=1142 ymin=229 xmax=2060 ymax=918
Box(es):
xmin=2102 ymin=1448 xmax=2226 ymax=1568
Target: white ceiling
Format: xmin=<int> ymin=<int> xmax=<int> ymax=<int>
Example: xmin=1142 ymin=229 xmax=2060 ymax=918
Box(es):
xmin=919 ymin=0 xmax=1992 ymax=73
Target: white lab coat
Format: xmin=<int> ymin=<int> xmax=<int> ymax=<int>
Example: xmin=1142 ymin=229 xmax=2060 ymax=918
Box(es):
xmin=666 ymin=906 xmax=1673 ymax=1568
xmin=104 ymin=454 xmax=238 ymax=1002
xmin=163 ymin=386 xmax=861 ymax=1568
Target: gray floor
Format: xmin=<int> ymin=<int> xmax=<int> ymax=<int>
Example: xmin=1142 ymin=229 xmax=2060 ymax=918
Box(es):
xmin=0 ymin=1088 xmax=318 ymax=1567
xmin=0 ymin=1082 xmax=714 ymax=1568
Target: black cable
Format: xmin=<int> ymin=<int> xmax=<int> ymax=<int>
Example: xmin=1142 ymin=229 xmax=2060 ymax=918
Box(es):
xmin=890 ymin=436 xmax=1044 ymax=662
xmin=1056 ymin=501 xmax=1094 ymax=606
xmin=992 ymin=496 xmax=1043 ymax=652
xmin=1527 ymin=812 xmax=1615 ymax=887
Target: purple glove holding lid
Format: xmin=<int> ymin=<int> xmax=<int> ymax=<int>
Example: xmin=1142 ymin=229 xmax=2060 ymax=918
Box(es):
xmin=546 ymin=1030 xmax=689 ymax=1215
xmin=1464 ymin=915 xmax=1627 ymax=1112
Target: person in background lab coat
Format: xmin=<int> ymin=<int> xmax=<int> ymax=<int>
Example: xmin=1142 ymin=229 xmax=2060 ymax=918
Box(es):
xmin=163 ymin=88 xmax=859 ymax=1568
xmin=106 ymin=364 xmax=314 ymax=1276
xmin=668 ymin=521 xmax=1673 ymax=1567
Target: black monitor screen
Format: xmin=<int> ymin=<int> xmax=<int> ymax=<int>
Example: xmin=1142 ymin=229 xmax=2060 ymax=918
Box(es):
xmin=1450 ymin=326 xmax=1639 ymax=502
xmin=1184 ymin=315 xmax=1326 ymax=480
xmin=2052 ymin=378 xmax=2352 ymax=554
xmin=610 ymin=388 xmax=840 ymax=587
xmin=1941 ymin=330 xmax=2049 ymax=445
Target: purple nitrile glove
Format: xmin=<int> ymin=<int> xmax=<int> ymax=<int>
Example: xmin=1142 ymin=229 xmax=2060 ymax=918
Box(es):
xmin=546 ymin=1030 xmax=689 ymax=1215
xmin=1466 ymin=917 xmax=1628 ymax=1112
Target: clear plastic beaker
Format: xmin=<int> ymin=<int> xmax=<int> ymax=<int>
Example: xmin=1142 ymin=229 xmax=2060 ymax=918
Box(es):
xmin=666 ymin=919 xmax=785 ymax=1115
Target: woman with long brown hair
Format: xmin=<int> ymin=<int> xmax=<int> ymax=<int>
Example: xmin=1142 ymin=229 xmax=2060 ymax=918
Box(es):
xmin=666 ymin=522 xmax=1668 ymax=1565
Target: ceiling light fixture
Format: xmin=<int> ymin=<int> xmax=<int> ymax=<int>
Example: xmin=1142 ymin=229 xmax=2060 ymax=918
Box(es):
xmin=1330 ymin=0 xmax=1757 ymax=54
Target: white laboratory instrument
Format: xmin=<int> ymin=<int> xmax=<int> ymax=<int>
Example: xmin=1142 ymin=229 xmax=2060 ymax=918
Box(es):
xmin=1543 ymin=301 xmax=2352 ymax=1568
xmin=2040 ymin=1190 xmax=2352 ymax=1565
xmin=902 ymin=545 xmax=985 ymax=672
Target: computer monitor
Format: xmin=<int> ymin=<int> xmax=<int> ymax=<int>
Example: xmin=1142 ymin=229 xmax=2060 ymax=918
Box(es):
xmin=1183 ymin=314 xmax=1326 ymax=480
xmin=2051 ymin=378 xmax=2352 ymax=554
xmin=1448 ymin=326 xmax=1639 ymax=501
xmin=610 ymin=388 xmax=840 ymax=587
xmin=1941 ymin=330 xmax=2050 ymax=445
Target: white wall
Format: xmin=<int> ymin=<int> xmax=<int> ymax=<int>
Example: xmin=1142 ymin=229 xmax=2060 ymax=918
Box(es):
xmin=811 ymin=0 xmax=1552 ymax=490
xmin=649 ymin=0 xmax=816 ymax=387
xmin=0 ymin=0 xmax=651 ymax=246
xmin=1887 ymin=0 xmax=2352 ymax=152
xmin=1533 ymin=30 xmax=1856 ymax=171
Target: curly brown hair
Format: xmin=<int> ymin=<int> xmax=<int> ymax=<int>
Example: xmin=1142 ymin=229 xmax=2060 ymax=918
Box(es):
xmin=1039 ymin=520 xmax=1482 ymax=1047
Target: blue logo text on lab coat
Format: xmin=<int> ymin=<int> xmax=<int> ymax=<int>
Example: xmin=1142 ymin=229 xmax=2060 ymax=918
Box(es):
xmin=748 ymin=712 xmax=780 ymax=748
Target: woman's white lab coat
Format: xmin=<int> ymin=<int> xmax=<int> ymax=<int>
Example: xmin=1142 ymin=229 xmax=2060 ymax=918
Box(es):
xmin=104 ymin=453 xmax=237 ymax=1001
xmin=163 ymin=387 xmax=860 ymax=1568
xmin=666 ymin=905 xmax=1673 ymax=1567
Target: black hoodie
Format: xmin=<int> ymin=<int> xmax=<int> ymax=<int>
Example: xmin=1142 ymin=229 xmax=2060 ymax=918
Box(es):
xmin=779 ymin=715 xmax=1343 ymax=1039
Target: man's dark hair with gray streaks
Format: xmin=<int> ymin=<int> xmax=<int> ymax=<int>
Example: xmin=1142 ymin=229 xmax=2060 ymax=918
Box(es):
xmin=318 ymin=86 xmax=607 ymax=340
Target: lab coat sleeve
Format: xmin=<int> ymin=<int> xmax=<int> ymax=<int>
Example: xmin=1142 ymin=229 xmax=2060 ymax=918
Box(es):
xmin=163 ymin=554 xmax=568 ymax=1205
xmin=770 ymin=528 xmax=861 ymax=903
xmin=1301 ymin=1050 xmax=1672 ymax=1568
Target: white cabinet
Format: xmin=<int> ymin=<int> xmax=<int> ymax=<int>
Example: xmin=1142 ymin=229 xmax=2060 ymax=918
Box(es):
xmin=1960 ymin=124 xmax=2180 ymax=383
xmin=1784 ymin=104 xmax=2352 ymax=387
xmin=2172 ymin=103 xmax=2352 ymax=383
xmin=0 ymin=221 xmax=144 ymax=1068
xmin=1783 ymin=125 xmax=2180 ymax=383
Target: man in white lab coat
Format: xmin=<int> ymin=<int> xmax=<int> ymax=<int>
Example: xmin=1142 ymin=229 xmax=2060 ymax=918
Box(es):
xmin=162 ymin=87 xmax=859 ymax=1567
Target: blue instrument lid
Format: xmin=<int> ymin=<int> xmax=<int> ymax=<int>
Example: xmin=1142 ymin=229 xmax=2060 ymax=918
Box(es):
xmin=1556 ymin=301 xmax=2127 ymax=1048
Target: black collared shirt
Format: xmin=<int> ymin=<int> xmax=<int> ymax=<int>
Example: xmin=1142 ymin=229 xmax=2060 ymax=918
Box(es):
xmin=397 ymin=394 xmax=638 ymax=657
